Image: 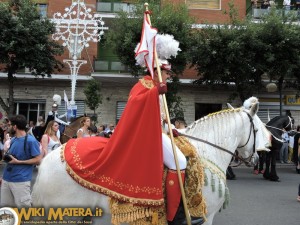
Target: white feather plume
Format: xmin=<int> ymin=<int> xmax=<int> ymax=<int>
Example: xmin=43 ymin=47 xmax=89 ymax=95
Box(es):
xmin=134 ymin=34 xmax=181 ymax=67
xmin=53 ymin=94 xmax=62 ymax=106
xmin=156 ymin=34 xmax=181 ymax=59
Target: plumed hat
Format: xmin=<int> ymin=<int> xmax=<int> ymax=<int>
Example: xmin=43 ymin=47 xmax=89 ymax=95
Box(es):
xmin=53 ymin=94 xmax=61 ymax=106
xmin=243 ymin=96 xmax=259 ymax=110
xmin=135 ymin=34 xmax=181 ymax=70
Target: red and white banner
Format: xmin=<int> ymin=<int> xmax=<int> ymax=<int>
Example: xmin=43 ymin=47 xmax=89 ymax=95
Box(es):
xmin=135 ymin=13 xmax=158 ymax=78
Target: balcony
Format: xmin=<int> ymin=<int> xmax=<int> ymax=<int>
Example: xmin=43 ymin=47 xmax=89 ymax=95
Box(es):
xmin=251 ymin=8 xmax=299 ymax=19
xmin=96 ymin=1 xmax=136 ymax=14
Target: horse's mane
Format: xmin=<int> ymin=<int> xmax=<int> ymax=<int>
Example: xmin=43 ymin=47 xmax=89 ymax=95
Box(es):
xmin=186 ymin=107 xmax=243 ymax=132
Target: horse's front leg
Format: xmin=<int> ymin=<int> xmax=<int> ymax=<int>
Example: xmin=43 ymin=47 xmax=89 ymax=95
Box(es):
xmin=263 ymin=151 xmax=271 ymax=180
xmin=269 ymin=150 xmax=280 ymax=181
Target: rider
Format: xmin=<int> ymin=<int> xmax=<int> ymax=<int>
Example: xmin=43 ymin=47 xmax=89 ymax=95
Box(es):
xmin=149 ymin=61 xmax=204 ymax=225
xmin=46 ymin=94 xmax=69 ymax=139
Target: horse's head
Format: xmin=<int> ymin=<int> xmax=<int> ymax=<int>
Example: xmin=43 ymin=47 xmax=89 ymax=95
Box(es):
xmin=236 ymin=102 xmax=260 ymax=167
xmin=266 ymin=116 xmax=293 ymax=145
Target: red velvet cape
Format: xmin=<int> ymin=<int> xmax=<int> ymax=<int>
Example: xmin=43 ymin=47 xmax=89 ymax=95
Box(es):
xmin=64 ymin=76 xmax=164 ymax=206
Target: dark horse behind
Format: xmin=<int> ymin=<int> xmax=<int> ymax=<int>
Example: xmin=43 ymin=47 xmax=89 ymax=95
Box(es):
xmin=60 ymin=116 xmax=84 ymax=144
xmin=264 ymin=116 xmax=293 ymax=181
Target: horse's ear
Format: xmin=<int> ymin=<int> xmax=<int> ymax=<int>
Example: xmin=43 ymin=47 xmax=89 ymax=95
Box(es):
xmin=227 ymin=103 xmax=234 ymax=109
xmin=249 ymin=102 xmax=259 ymax=117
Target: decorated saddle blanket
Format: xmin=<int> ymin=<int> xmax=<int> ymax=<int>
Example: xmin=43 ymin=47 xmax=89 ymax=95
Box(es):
xmin=62 ymin=135 xmax=207 ymax=225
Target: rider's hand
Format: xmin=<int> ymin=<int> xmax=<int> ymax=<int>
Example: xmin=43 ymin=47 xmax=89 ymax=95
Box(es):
xmin=157 ymin=82 xmax=167 ymax=95
xmin=172 ymin=129 xmax=179 ymax=137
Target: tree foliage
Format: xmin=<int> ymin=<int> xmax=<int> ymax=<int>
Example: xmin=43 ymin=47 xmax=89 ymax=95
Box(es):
xmin=105 ymin=0 xmax=195 ymax=118
xmin=83 ymin=78 xmax=102 ymax=123
xmin=0 ymin=0 xmax=64 ymax=115
xmin=189 ymin=3 xmax=300 ymax=102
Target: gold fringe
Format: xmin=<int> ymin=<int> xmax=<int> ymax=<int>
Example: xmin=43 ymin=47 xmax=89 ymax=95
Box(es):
xmin=60 ymin=143 xmax=67 ymax=162
xmin=172 ymin=136 xmax=208 ymax=219
xmin=109 ymin=198 xmax=167 ymax=225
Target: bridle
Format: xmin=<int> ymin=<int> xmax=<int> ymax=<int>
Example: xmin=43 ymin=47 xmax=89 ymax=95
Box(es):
xmin=179 ymin=110 xmax=256 ymax=167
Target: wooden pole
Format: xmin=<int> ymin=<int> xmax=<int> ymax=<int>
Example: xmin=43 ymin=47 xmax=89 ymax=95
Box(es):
xmin=144 ymin=3 xmax=191 ymax=225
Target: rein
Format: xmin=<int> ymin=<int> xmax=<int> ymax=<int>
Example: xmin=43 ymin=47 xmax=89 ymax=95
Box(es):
xmin=179 ymin=111 xmax=256 ymax=167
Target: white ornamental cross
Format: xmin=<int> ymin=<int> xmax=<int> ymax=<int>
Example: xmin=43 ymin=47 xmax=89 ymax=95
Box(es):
xmin=52 ymin=0 xmax=108 ymax=103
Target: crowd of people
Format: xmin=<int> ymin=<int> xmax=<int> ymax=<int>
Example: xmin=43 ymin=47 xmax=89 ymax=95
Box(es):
xmin=251 ymin=0 xmax=300 ymax=10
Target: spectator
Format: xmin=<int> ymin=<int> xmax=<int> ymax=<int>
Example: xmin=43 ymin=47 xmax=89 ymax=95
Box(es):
xmin=97 ymin=125 xmax=106 ymax=137
xmin=41 ymin=120 xmax=61 ymax=155
xmin=0 ymin=115 xmax=41 ymax=207
xmin=88 ymin=125 xmax=98 ymax=137
xmin=251 ymin=0 xmax=258 ymax=8
xmin=105 ymin=131 xmax=113 ymax=138
xmin=261 ymin=0 xmax=270 ymax=9
xmin=32 ymin=117 xmax=46 ymax=142
xmin=293 ymin=126 xmax=300 ymax=165
xmin=288 ymin=129 xmax=295 ymax=163
xmin=296 ymin=0 xmax=300 ymax=10
xmin=0 ymin=127 xmax=4 ymax=160
xmin=27 ymin=120 xmax=36 ymax=136
xmin=280 ymin=129 xmax=289 ymax=163
xmin=77 ymin=117 xmax=91 ymax=138
xmin=105 ymin=123 xmax=115 ymax=134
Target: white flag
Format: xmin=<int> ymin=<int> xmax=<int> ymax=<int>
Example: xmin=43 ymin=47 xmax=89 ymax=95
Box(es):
xmin=135 ymin=13 xmax=158 ymax=78
xmin=64 ymin=90 xmax=69 ymax=109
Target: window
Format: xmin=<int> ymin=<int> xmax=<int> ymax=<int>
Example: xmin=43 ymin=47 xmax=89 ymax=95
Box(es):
xmin=14 ymin=100 xmax=46 ymax=123
xmin=116 ymin=101 xmax=127 ymax=123
xmin=186 ymin=0 xmax=221 ymax=10
xmin=37 ymin=4 xmax=48 ymax=18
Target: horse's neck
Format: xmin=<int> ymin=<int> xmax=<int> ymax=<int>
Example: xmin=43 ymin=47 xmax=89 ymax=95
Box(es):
xmin=186 ymin=111 xmax=244 ymax=172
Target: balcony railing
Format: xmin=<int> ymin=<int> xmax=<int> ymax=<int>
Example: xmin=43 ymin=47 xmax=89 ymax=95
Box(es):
xmin=250 ymin=8 xmax=300 ymax=20
xmin=96 ymin=2 xmax=136 ymax=13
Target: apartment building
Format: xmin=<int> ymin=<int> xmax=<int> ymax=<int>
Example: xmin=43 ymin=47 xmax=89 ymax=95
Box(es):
xmin=1 ymin=0 xmax=299 ymax=125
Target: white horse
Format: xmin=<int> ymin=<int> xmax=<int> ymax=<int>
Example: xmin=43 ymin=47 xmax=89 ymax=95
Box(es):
xmin=32 ymin=104 xmax=261 ymax=225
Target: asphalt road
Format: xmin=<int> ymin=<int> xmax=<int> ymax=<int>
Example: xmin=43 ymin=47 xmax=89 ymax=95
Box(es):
xmin=213 ymin=165 xmax=300 ymax=225
xmin=0 ymin=163 xmax=299 ymax=225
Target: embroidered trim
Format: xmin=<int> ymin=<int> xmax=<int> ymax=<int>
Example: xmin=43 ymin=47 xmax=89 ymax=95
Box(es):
xmin=62 ymin=139 xmax=164 ymax=206
xmin=140 ymin=78 xmax=155 ymax=89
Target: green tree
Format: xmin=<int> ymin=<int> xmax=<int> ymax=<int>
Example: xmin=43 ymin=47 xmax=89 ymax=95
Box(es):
xmin=83 ymin=78 xmax=102 ymax=124
xmin=189 ymin=3 xmax=300 ymax=103
xmin=0 ymin=0 xmax=63 ymax=116
xmin=105 ymin=0 xmax=195 ymax=118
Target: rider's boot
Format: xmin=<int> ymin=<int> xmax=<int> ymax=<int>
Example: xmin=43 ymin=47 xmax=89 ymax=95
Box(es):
xmin=166 ymin=170 xmax=204 ymax=225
